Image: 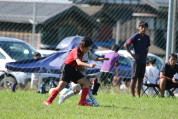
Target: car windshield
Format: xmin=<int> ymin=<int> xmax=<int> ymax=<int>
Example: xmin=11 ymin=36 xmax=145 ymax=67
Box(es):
xmin=0 ymin=41 xmax=36 ymax=60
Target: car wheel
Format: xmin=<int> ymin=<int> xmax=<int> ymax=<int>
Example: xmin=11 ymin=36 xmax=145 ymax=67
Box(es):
xmin=0 ymin=76 xmax=17 ymax=89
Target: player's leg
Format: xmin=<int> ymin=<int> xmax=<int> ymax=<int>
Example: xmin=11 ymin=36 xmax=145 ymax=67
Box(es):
xmin=130 ymin=62 xmax=141 ymax=97
xmin=135 ymin=63 xmax=146 ymax=97
xmin=136 ymin=78 xmax=143 ymax=97
xmin=43 ymin=80 xmax=67 ymax=105
xmin=59 ymin=83 xmax=81 ymax=104
xmin=92 ymin=78 xmax=100 ymax=95
xmin=130 ymin=78 xmax=137 ymax=97
xmin=77 ymin=77 xmax=91 ymax=106
xmin=30 ymin=79 xmax=35 ymax=89
xmin=88 ymin=89 xmax=99 ymax=106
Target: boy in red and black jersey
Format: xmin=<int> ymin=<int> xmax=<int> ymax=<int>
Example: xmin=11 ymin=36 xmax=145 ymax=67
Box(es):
xmin=43 ymin=37 xmax=96 ymax=106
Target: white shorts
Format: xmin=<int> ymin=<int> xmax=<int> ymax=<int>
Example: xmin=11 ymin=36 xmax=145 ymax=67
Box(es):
xmin=70 ymin=82 xmax=81 ymax=91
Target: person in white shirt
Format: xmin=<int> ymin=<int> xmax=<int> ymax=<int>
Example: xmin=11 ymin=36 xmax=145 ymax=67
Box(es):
xmin=143 ymin=58 xmax=159 ymax=95
xmin=144 ymin=58 xmax=159 ymax=84
xmin=30 ymin=52 xmax=42 ymax=90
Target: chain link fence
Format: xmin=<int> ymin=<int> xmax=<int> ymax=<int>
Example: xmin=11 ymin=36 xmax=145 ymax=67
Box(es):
xmin=0 ymin=0 xmax=177 ymax=87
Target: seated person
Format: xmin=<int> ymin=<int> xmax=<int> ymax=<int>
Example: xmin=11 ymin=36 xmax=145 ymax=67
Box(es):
xmin=158 ymin=53 xmax=178 ymax=97
xmin=144 ymin=58 xmax=159 ymax=84
xmin=143 ymin=58 xmax=159 ymax=95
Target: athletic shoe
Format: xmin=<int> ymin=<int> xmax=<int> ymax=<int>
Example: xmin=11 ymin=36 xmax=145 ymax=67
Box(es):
xmin=78 ymin=101 xmax=92 ymax=106
xmin=59 ymin=95 xmax=65 ymax=104
xmin=43 ymin=101 xmax=51 ymax=105
xmin=92 ymin=100 xmax=99 ymax=106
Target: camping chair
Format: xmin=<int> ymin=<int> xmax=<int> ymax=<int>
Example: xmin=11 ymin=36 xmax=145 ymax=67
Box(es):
xmin=142 ymin=81 xmax=161 ymax=97
xmin=162 ymin=87 xmax=176 ymax=98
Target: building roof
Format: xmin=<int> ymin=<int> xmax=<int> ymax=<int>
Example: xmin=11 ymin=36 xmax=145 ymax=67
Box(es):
xmin=0 ymin=0 xmax=73 ymax=24
xmin=141 ymin=0 xmax=172 ymax=9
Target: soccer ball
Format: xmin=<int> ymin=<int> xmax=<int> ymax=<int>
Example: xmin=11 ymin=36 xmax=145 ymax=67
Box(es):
xmin=49 ymin=88 xmax=56 ymax=95
xmin=85 ymin=98 xmax=93 ymax=105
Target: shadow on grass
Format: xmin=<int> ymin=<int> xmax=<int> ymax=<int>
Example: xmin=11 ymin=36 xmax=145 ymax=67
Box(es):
xmin=99 ymin=105 xmax=134 ymax=110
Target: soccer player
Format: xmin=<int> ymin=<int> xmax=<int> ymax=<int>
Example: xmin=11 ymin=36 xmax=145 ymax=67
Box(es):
xmin=124 ymin=21 xmax=150 ymax=97
xmin=59 ymin=50 xmax=109 ymax=106
xmin=99 ymin=44 xmax=120 ymax=86
xmin=43 ymin=37 xmax=97 ymax=106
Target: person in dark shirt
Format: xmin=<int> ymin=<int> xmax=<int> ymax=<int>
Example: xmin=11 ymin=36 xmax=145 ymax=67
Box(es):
xmin=158 ymin=53 xmax=178 ymax=97
xmin=124 ymin=21 xmax=150 ymax=97
xmin=43 ymin=37 xmax=96 ymax=106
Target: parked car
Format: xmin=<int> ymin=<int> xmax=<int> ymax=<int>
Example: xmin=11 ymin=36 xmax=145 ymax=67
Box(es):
xmin=0 ymin=37 xmax=59 ymax=89
xmin=117 ymin=50 xmax=163 ymax=70
xmin=36 ymin=49 xmax=57 ymax=57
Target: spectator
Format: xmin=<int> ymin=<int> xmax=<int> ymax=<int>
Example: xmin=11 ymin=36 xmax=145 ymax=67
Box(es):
xmin=124 ymin=21 xmax=150 ymax=97
xmin=144 ymin=58 xmax=159 ymax=84
xmin=30 ymin=52 xmax=42 ymax=90
xmin=99 ymin=44 xmax=120 ymax=86
xmin=158 ymin=53 xmax=178 ymax=97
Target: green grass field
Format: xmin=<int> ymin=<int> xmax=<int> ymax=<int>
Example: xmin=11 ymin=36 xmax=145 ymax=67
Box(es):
xmin=0 ymin=87 xmax=178 ymax=119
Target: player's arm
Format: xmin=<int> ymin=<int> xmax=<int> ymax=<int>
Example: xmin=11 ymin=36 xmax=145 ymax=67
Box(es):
xmin=115 ymin=66 xmax=118 ymax=77
xmin=87 ymin=50 xmax=109 ymax=61
xmin=76 ymin=59 xmax=96 ymax=68
xmin=114 ymin=61 xmax=119 ymax=77
xmin=124 ymin=43 xmax=139 ymax=59
xmin=160 ymin=71 xmax=171 ymax=81
xmin=95 ymin=57 xmax=109 ymax=61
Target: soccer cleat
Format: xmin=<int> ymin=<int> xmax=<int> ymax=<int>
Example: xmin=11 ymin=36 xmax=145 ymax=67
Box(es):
xmin=78 ymin=101 xmax=92 ymax=106
xmin=43 ymin=101 xmax=51 ymax=105
xmin=59 ymin=95 xmax=65 ymax=105
xmin=92 ymin=100 xmax=99 ymax=107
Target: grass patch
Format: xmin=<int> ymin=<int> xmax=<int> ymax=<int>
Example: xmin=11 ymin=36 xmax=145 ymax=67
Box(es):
xmin=0 ymin=87 xmax=178 ymax=119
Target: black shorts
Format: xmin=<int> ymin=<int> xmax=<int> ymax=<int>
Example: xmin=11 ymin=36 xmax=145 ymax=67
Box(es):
xmin=132 ymin=62 xmax=146 ymax=78
xmin=99 ymin=71 xmax=114 ymax=84
xmin=60 ymin=64 xmax=84 ymax=83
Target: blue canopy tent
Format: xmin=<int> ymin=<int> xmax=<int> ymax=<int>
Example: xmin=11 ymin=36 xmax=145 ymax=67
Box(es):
xmin=56 ymin=36 xmax=97 ymax=50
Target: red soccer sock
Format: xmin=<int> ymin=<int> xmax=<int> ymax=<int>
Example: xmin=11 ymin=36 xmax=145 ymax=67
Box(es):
xmin=79 ymin=88 xmax=89 ymax=102
xmin=46 ymin=89 xmax=59 ymax=103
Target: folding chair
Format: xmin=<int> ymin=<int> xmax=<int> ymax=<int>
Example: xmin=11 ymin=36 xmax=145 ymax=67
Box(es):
xmin=164 ymin=87 xmax=176 ymax=98
xmin=142 ymin=81 xmax=161 ymax=97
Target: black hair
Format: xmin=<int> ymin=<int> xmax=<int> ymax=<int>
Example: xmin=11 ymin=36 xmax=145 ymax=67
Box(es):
xmin=169 ymin=53 xmax=177 ymax=59
xmin=139 ymin=21 xmax=148 ymax=28
xmin=34 ymin=52 xmax=41 ymax=57
xmin=146 ymin=58 xmax=149 ymax=64
xmin=111 ymin=44 xmax=120 ymax=52
xmin=149 ymin=58 xmax=156 ymax=64
xmin=79 ymin=37 xmax=93 ymax=48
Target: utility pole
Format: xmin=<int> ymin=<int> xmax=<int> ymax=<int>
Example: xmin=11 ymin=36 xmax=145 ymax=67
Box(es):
xmin=166 ymin=0 xmax=174 ymax=62
xmin=115 ymin=20 xmax=120 ymax=44
xmin=171 ymin=0 xmax=177 ymax=53
xmin=32 ymin=2 xmax=36 ymax=48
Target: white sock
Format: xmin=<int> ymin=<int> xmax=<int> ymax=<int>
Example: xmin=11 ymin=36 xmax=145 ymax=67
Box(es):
xmin=63 ymin=90 xmax=75 ymax=100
